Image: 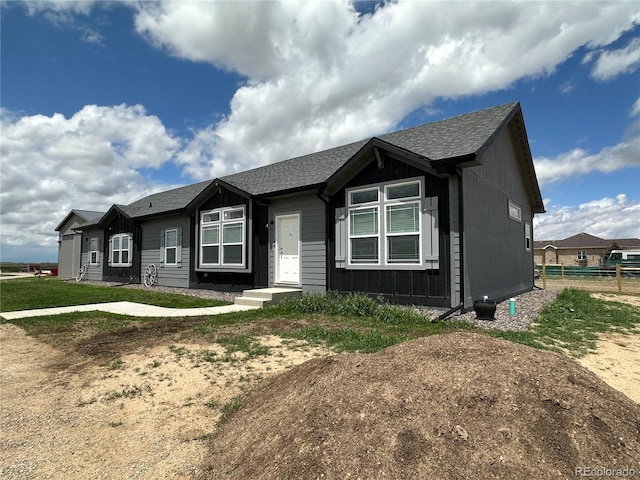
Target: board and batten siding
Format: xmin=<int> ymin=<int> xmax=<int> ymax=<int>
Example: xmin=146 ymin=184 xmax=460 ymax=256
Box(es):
xmin=269 ymin=193 xmax=326 ymax=293
xmin=328 ymin=156 xmax=451 ymax=307
xmin=461 ymin=126 xmax=534 ymax=308
xmin=141 ymin=216 xmax=191 ymax=288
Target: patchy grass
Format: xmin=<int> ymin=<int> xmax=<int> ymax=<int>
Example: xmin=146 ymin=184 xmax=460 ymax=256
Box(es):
xmin=490 ymin=288 xmax=640 ymax=357
xmin=216 ymin=335 xmax=272 ymax=360
xmin=0 ymin=277 xmax=230 ymax=312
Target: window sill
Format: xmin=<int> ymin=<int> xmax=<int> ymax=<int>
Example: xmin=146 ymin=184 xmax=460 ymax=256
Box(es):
xmin=196 ymin=266 xmax=252 ymax=273
xmin=345 ymin=263 xmax=437 ymax=271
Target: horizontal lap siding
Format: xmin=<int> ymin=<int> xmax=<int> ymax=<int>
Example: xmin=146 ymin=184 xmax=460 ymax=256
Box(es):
xmin=81 ymin=229 xmax=103 ymax=281
xmin=141 ymin=216 xmax=190 ymax=288
xmin=270 ymin=193 xmax=327 ymax=293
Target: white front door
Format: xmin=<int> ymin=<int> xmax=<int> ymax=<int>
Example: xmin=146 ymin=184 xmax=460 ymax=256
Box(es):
xmin=275 ymin=214 xmax=300 ymax=285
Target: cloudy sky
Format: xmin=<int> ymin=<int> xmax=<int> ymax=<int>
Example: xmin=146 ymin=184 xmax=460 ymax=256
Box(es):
xmin=1 ymin=0 xmax=639 ymax=262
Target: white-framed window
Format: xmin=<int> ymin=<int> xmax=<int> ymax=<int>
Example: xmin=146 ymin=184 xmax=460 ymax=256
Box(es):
xmin=345 ymin=177 xmax=434 ymax=268
xmin=89 ymin=237 xmax=100 ymax=265
xmin=200 ymin=205 xmax=246 ymax=268
xmin=508 ymin=200 xmax=522 ymax=222
xmin=577 ymin=250 xmax=587 ymax=261
xmin=525 ymin=222 xmax=531 ymax=252
xmin=163 ymin=229 xmax=180 ymax=266
xmin=109 ymin=233 xmax=132 ymax=267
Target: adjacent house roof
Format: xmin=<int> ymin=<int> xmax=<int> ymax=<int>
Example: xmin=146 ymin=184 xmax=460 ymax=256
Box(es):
xmin=55 ymin=209 xmax=105 ymax=232
xmin=119 ymin=180 xmax=214 ymax=219
xmin=94 ymin=180 xmax=215 ymax=228
xmin=533 ymin=232 xmax=640 ymax=250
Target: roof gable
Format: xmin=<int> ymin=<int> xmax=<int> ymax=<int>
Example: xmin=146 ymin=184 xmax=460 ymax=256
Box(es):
xmin=55 ymin=209 xmax=104 ymax=232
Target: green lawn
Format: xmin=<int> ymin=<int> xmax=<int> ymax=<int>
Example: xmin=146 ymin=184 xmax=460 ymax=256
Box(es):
xmin=2 ymin=280 xmax=638 ymax=359
xmin=0 ymin=277 xmax=229 ymax=312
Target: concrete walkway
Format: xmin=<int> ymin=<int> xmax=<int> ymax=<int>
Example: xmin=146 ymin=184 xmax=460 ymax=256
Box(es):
xmin=0 ymin=302 xmax=258 ymax=320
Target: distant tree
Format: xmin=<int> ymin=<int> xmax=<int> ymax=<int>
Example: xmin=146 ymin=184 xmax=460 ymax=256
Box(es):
xmin=603 ymin=242 xmax=621 ymax=260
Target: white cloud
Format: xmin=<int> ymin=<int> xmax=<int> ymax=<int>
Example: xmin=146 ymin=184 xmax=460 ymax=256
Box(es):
xmin=533 ymin=139 xmax=640 ymax=186
xmin=590 ymin=37 xmax=640 ymax=81
xmin=0 ymin=105 xmax=181 ymax=255
xmin=534 ymin=96 xmax=640 ymax=186
xmin=534 ymin=194 xmax=640 ymax=240
xmin=129 ymin=1 xmax=640 ymax=179
xmin=631 ymin=98 xmax=640 ymax=117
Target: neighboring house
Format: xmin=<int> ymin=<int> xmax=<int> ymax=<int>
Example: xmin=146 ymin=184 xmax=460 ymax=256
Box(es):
xmin=59 ymin=102 xmax=544 ymax=309
xmin=534 ymin=232 xmax=640 ymax=267
xmin=55 ymin=210 xmax=104 ymax=279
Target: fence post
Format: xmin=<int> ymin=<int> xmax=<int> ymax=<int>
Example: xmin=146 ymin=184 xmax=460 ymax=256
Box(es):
xmin=616 ymin=264 xmax=622 ymax=293
xmin=561 ymin=264 xmax=565 ymax=279
xmin=542 ymin=264 xmax=547 ymax=289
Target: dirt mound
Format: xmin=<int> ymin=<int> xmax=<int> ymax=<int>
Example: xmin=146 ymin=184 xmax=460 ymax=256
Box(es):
xmin=202 ymin=332 xmax=640 ymax=480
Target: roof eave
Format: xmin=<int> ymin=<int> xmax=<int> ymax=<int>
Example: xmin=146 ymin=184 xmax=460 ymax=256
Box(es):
xmin=256 ymin=183 xmax=325 ymax=200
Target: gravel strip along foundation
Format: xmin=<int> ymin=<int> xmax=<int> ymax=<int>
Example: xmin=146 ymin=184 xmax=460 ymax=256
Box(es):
xmin=417 ymin=288 xmax=559 ymax=331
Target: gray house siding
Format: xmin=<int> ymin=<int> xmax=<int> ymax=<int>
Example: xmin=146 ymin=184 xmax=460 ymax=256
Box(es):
xmin=58 ymin=234 xmax=81 ymax=279
xmin=57 ymin=216 xmax=85 ymax=279
xmin=141 ymin=216 xmax=191 ymax=288
xmin=80 ymin=228 xmax=104 ymax=281
xmin=448 ymin=175 xmax=461 ymax=307
xmin=269 ymin=193 xmax=326 ymax=293
xmin=461 ymin=127 xmax=534 ymax=308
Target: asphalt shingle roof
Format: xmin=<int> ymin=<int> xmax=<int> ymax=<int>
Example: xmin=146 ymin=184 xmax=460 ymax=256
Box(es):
xmin=222 ymin=102 xmax=519 ymax=196
xmin=121 ymin=180 xmax=213 ymax=218
xmin=534 ymin=232 xmax=640 ymax=249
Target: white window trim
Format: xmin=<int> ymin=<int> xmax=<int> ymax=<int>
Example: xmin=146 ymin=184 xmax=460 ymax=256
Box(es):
xmin=89 ymin=237 xmax=99 ymax=265
xmin=577 ymin=250 xmax=587 ymax=260
xmin=164 ymin=228 xmax=180 ymax=266
xmin=199 ymin=205 xmax=246 ymax=269
xmin=346 ymin=177 xmax=426 ymax=269
xmin=109 ymin=233 xmax=132 ymax=267
xmin=525 ymin=222 xmax=531 ymax=252
xmin=508 ymin=200 xmax=522 ymax=222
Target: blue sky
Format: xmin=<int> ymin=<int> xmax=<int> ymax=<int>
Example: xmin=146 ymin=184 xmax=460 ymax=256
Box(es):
xmin=1 ymin=1 xmax=639 ymax=262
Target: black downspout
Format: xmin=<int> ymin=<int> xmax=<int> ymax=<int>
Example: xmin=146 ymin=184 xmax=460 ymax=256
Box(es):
xmin=317 ymin=189 xmax=331 ymax=293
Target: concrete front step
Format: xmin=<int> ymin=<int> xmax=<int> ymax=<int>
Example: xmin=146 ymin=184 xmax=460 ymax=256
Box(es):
xmin=233 ymin=287 xmax=302 ymax=308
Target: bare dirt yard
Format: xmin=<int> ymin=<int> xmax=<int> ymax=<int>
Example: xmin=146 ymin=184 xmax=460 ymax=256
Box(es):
xmin=1 ymin=294 xmax=639 ymax=480
xmin=0 ymin=322 xmax=333 ymax=480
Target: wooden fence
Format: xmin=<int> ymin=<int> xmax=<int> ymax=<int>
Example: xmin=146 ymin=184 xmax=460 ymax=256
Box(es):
xmin=537 ymin=264 xmax=640 ymax=294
